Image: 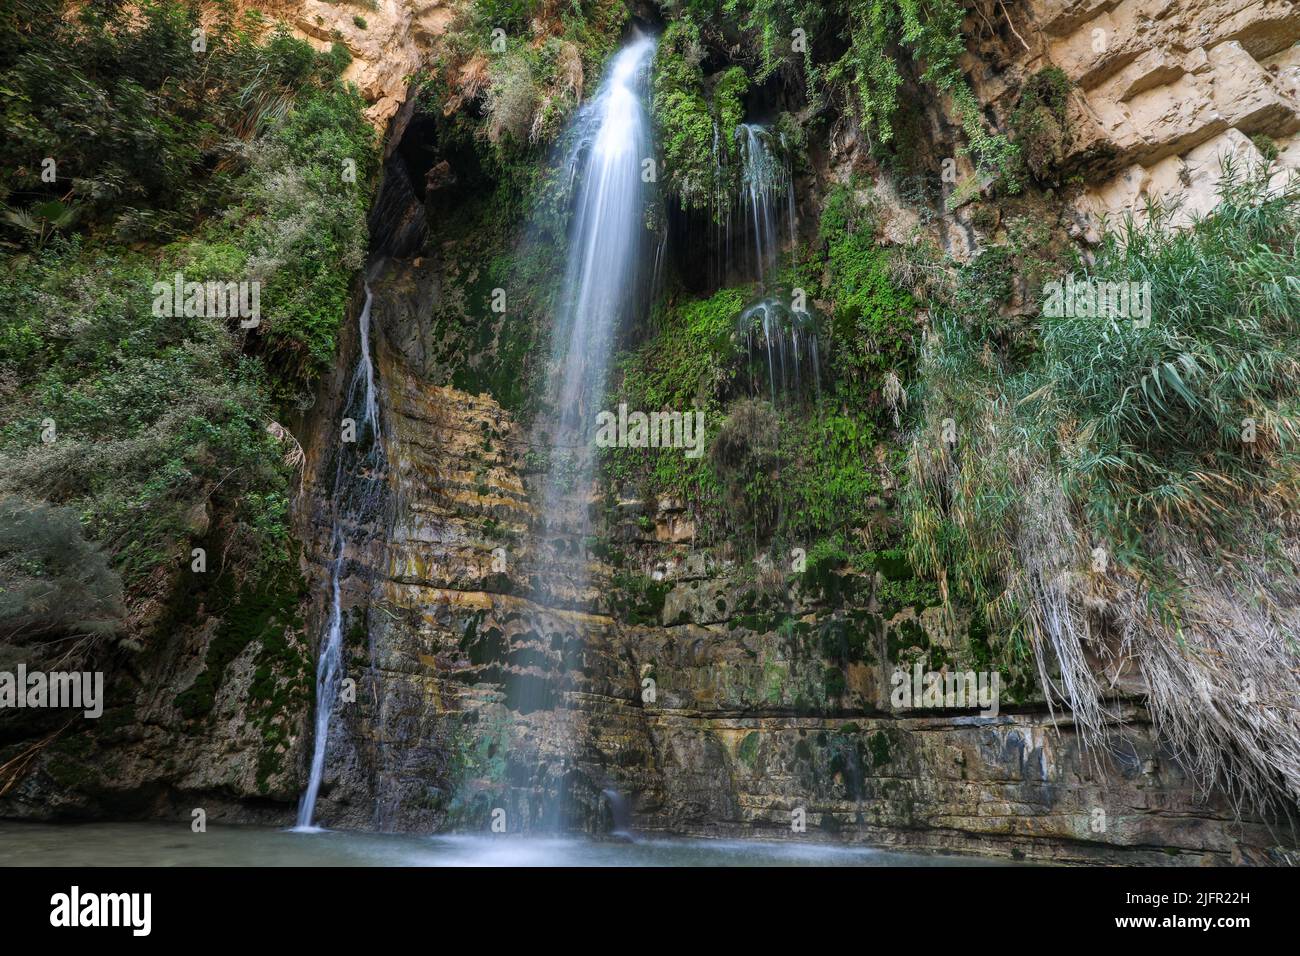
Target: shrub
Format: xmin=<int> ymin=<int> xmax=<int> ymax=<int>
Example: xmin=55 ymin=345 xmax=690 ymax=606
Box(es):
xmin=1010 ymin=67 xmax=1073 ymax=184
xmin=0 ymin=498 xmax=125 ymax=653
xmin=905 ymin=163 xmax=1300 ymax=811
xmin=817 ymin=188 xmax=915 ymax=399
xmin=485 ymin=49 xmax=541 ymax=145
xmin=1251 ymin=133 xmax=1280 ymax=163
xmin=652 ymin=20 xmax=724 ymax=208
xmin=0 ymin=3 xmax=375 ymax=621
xmin=720 ymin=0 xmax=1021 ymax=189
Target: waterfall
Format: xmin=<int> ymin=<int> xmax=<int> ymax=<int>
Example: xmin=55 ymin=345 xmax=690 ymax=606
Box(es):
xmin=739 ymin=297 xmax=822 ymax=404
xmin=545 ymin=35 xmax=657 ymax=445
xmin=536 ymin=34 xmax=657 ymax=550
xmin=709 ymin=122 xmax=796 ymax=286
xmin=728 ymin=125 xmax=819 ymax=402
xmin=296 ymin=284 xmax=385 ymax=830
xmin=522 ymin=33 xmax=657 ymax=827
xmin=734 ymin=123 xmax=790 ymax=283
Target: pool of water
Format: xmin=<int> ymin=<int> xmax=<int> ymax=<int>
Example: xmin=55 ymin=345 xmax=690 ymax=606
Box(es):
xmin=0 ymin=822 xmax=1002 ymax=867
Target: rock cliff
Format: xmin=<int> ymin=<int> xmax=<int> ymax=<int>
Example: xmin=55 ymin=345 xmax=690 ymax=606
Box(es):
xmin=5 ymin=0 xmax=1297 ymax=865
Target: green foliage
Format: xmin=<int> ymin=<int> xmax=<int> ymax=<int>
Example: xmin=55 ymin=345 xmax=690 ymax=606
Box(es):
xmin=451 ymin=0 xmax=627 ymax=157
xmin=710 ymin=0 xmax=1020 ymax=188
xmin=1036 ymin=171 xmax=1300 ymax=556
xmin=781 ymin=410 xmax=879 ymax=541
xmin=604 ymin=284 xmax=886 ymax=552
xmin=0 ymin=242 xmax=297 ymax=593
xmin=237 ymin=84 xmax=376 ymax=392
xmin=609 ymin=569 xmax=672 ymax=626
xmin=907 ymin=164 xmax=1300 ymax=628
xmin=953 ymin=245 xmax=1016 ymax=323
xmin=0 ymin=5 xmax=376 ymax=621
xmin=906 ymin=168 xmax=1300 ymax=807
xmin=713 ymin=65 xmax=751 ymax=145
xmin=1010 ymin=67 xmax=1072 ymax=184
xmin=652 ymin=20 xmax=725 ymax=208
xmin=1251 ymin=134 xmax=1280 ymax=163
xmin=818 ymin=186 xmax=916 ymax=398
xmin=0 ymin=497 xmax=125 ymax=651
xmin=623 ymin=287 xmax=748 ymax=411
xmin=710 ymin=397 xmax=783 ymax=537
xmin=649 ymin=19 xmax=759 ymax=209
xmin=174 ymin=559 xmax=307 ymax=722
xmin=471 ymin=0 xmax=542 ymax=35
xmin=603 ymin=176 xmax=914 ymax=556
xmin=601 ymin=287 xmax=745 ymax=510
xmin=1 ymin=2 xmax=362 ymax=244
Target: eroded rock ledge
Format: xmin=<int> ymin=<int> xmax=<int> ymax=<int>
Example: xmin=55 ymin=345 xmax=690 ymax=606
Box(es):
xmin=289 ymin=281 xmax=1294 ymax=863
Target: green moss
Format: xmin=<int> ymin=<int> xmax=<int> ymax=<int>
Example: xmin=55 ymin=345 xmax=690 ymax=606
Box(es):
xmin=737 ymin=730 xmax=761 ymax=767
xmin=800 ymin=537 xmax=849 ymax=598
xmin=173 ymin=559 xmax=306 ymax=722
xmin=651 ymin=21 xmax=753 ymax=209
xmin=823 ymin=665 xmax=846 ymax=698
xmin=868 ymin=730 xmax=891 ymax=768
xmin=818 ymin=617 xmax=870 ymax=666
xmin=1252 ymin=134 xmax=1280 ymax=163
xmin=609 ymin=570 xmax=672 ymax=626
xmin=1010 ymin=67 xmax=1073 ymax=184
xmin=816 ymin=187 xmax=915 ymax=403
xmin=713 ymin=65 xmax=750 ymax=147
xmin=886 ymin=616 xmax=928 ymax=664
xmin=651 ymin=21 xmax=716 ymax=207
xmin=876 ymin=574 xmax=941 ymax=618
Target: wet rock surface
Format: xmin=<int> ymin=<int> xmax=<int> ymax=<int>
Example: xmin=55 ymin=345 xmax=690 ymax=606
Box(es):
xmin=290 ymin=282 xmax=1294 ymax=863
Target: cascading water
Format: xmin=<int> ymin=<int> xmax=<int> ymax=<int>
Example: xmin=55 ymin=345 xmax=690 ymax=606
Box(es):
xmin=728 ymin=124 xmax=820 ymax=402
xmin=535 ymin=34 xmax=657 ymax=560
xmin=544 ymin=35 xmax=658 ymax=446
xmin=522 ymin=33 xmax=657 ymax=827
xmin=739 ymin=297 xmax=822 ymax=404
xmin=295 ymin=284 xmax=385 ymax=830
xmin=709 ymin=122 xmax=797 ymax=287
xmin=734 ymin=123 xmax=793 ymax=283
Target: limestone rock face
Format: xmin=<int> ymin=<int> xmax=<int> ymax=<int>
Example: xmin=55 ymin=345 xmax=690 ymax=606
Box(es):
xmin=284 ymin=258 xmax=1292 ymax=862
xmin=1001 ymin=0 xmax=1300 ymax=226
xmin=236 ymin=0 xmax=460 ymax=129
xmin=8 ymin=2 xmax=1297 ymax=864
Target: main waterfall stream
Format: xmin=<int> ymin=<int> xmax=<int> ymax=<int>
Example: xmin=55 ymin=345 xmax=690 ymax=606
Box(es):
xmin=539 ymin=34 xmax=657 ymax=502
xmin=516 ymin=34 xmax=658 ymax=826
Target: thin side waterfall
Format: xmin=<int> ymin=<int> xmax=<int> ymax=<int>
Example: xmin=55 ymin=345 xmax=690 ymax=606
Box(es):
xmin=735 ymin=122 xmax=790 ymax=283
xmin=711 ymin=122 xmax=795 ymax=286
xmin=740 ymin=297 xmax=822 ymax=404
xmin=296 ymin=284 xmax=385 ymax=830
xmin=731 ymin=124 xmax=819 ymax=402
xmin=525 ymin=33 xmax=657 ymax=827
